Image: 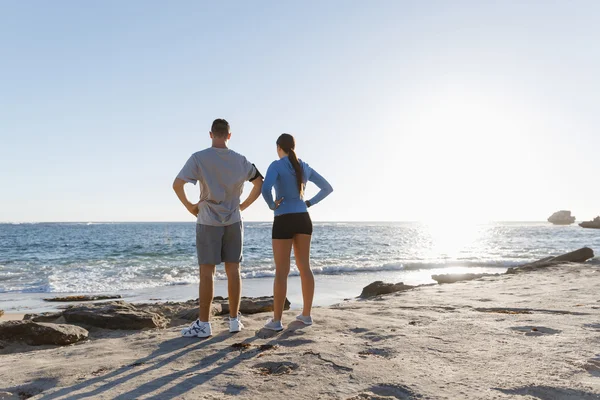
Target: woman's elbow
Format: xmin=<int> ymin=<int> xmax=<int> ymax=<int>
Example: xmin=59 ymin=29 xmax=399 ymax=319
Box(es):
xmin=260 ymin=188 xmax=270 ymax=199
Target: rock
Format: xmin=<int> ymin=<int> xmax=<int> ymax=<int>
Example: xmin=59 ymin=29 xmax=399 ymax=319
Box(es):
xmin=23 ymin=312 xmax=63 ymax=322
xmin=360 ymin=281 xmax=414 ymax=298
xmin=507 ymin=247 xmax=595 ymax=274
xmin=220 ymin=297 xmax=291 ymax=315
xmin=551 ymin=247 xmax=595 ymax=263
xmin=44 ymin=294 xmax=122 ymax=302
xmin=136 ymin=296 xmax=286 ymax=322
xmin=0 ymin=321 xmax=88 ymax=346
xmin=63 ymin=301 xmax=168 ymax=330
xmin=431 ymin=273 xmax=499 ymax=284
xmin=547 ymin=210 xmax=576 ymax=225
xmin=0 ymin=391 xmax=19 ymax=400
xmin=176 ymin=305 xmax=222 ymax=321
xmin=579 ymin=216 xmax=600 ymax=229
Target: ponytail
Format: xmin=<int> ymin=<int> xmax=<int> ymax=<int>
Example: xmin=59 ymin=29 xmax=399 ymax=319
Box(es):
xmin=288 ymin=148 xmax=304 ymax=198
xmin=276 ymin=133 xmax=304 ymax=198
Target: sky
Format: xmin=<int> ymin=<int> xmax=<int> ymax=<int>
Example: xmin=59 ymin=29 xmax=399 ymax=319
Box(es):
xmin=1 ymin=1 xmax=599 ymax=223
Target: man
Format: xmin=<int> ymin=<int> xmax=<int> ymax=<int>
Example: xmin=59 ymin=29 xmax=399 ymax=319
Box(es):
xmin=173 ymin=118 xmax=263 ymax=338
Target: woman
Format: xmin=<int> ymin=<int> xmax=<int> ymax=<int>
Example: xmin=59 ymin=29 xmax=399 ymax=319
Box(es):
xmin=261 ymin=133 xmax=333 ymax=331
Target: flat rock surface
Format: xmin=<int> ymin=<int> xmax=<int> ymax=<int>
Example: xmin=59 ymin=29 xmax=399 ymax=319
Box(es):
xmin=0 ymin=321 xmax=88 ymax=346
xmin=43 ymin=295 xmax=123 ymax=302
xmin=0 ymin=264 xmax=599 ymax=399
xmin=63 ymin=301 xmax=168 ymax=330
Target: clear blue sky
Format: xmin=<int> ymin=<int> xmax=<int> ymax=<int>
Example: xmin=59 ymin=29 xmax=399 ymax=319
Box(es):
xmin=1 ymin=1 xmax=599 ymax=222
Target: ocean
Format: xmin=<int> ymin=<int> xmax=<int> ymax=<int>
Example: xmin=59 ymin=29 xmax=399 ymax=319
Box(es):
xmin=1 ymin=222 xmax=598 ymax=312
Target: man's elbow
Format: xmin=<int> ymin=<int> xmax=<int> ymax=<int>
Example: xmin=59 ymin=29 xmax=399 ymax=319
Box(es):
xmin=172 ymin=178 xmax=184 ymax=191
xmin=254 ymin=177 xmax=264 ymax=189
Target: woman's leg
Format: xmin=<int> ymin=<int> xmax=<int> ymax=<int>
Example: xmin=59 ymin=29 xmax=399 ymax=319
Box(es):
xmin=293 ymin=234 xmax=313 ymax=317
xmin=272 ymin=239 xmax=293 ymax=321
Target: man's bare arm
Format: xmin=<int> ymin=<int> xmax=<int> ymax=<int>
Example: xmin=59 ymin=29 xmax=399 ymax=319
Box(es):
xmin=172 ymin=178 xmax=199 ymax=217
xmin=240 ymin=177 xmax=264 ymax=212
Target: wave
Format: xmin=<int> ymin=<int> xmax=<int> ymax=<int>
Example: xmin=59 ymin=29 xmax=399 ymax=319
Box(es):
xmin=2 ymin=255 xmax=596 ymax=294
xmin=0 ymin=260 xmax=515 ymax=294
xmin=235 ymin=260 xmax=512 ymax=280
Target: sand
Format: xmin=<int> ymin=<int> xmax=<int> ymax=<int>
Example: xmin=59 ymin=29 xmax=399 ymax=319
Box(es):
xmin=0 ymin=313 xmax=25 ymax=322
xmin=1 ymin=263 xmax=599 ymax=399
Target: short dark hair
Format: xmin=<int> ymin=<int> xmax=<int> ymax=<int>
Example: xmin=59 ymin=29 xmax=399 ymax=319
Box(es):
xmin=211 ymin=118 xmax=230 ymax=138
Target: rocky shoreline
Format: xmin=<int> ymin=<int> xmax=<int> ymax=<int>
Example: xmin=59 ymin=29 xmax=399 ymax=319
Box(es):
xmin=0 ymin=248 xmax=598 ymax=399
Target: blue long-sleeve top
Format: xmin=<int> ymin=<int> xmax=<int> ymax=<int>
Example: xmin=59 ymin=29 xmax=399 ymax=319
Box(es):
xmin=261 ymin=156 xmax=333 ymax=216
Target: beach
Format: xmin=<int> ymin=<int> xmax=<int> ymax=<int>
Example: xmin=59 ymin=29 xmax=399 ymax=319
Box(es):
xmin=1 ymin=261 xmax=599 ymax=399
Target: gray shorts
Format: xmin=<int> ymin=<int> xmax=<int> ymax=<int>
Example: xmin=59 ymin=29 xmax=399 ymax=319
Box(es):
xmin=196 ymin=222 xmax=243 ymax=265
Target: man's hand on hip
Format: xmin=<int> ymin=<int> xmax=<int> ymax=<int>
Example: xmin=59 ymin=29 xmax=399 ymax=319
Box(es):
xmin=186 ymin=202 xmax=199 ymax=217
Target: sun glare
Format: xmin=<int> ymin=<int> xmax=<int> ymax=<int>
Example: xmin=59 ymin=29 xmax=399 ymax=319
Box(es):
xmin=422 ymin=219 xmax=483 ymax=261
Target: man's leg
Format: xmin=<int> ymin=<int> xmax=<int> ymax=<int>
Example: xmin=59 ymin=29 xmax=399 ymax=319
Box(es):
xmin=196 ymin=224 xmax=223 ymax=322
xmin=222 ymin=222 xmax=244 ymax=319
xmin=224 ymin=263 xmax=241 ymax=317
xmin=199 ymin=264 xmax=216 ymax=322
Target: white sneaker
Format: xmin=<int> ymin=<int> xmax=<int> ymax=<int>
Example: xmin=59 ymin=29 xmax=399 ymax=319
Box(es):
xmin=181 ymin=319 xmax=212 ymax=338
xmin=229 ymin=314 xmax=244 ymax=333
xmin=296 ymin=314 xmax=313 ymax=326
xmin=263 ymin=318 xmax=284 ymax=332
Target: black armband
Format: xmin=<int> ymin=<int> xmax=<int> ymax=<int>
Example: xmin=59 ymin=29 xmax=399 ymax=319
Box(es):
xmin=249 ymin=164 xmax=264 ymax=182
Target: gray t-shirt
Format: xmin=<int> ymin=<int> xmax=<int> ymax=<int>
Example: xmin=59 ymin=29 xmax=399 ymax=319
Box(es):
xmin=177 ymin=147 xmax=260 ymax=226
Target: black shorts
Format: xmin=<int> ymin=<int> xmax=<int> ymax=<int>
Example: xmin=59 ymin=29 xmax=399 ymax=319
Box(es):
xmin=272 ymin=212 xmax=313 ymax=239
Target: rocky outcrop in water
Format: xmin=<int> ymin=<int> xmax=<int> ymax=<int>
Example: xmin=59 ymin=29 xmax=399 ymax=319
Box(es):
xmin=429 ymin=248 xmax=595 ymax=282
xmin=0 ymin=321 xmax=88 ymax=346
xmin=579 ymin=216 xmax=600 ymax=229
xmin=507 ymin=247 xmax=595 ymax=273
xmin=547 ymin=210 xmax=576 ymax=225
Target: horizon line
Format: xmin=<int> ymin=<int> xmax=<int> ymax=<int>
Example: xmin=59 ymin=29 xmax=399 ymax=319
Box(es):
xmin=0 ymin=220 xmax=557 ymax=224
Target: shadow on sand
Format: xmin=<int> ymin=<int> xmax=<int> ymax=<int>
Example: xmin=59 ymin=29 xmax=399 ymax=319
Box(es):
xmin=37 ymin=322 xmax=312 ymax=400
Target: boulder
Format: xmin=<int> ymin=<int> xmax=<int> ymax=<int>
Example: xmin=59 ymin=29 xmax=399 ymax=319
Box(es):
xmin=551 ymin=247 xmax=594 ymax=263
xmin=507 ymin=247 xmax=594 ymax=274
xmin=360 ymin=281 xmax=414 ymax=298
xmin=431 ymin=273 xmax=499 ymax=284
xmin=0 ymin=391 xmax=19 ymax=400
xmin=23 ymin=312 xmax=63 ymax=322
xmin=63 ymin=301 xmax=168 ymax=330
xmin=220 ymin=297 xmax=291 ymax=315
xmin=0 ymin=321 xmax=88 ymax=346
xmin=44 ymin=294 xmax=122 ymax=302
xmin=547 ymin=210 xmax=576 ymax=225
